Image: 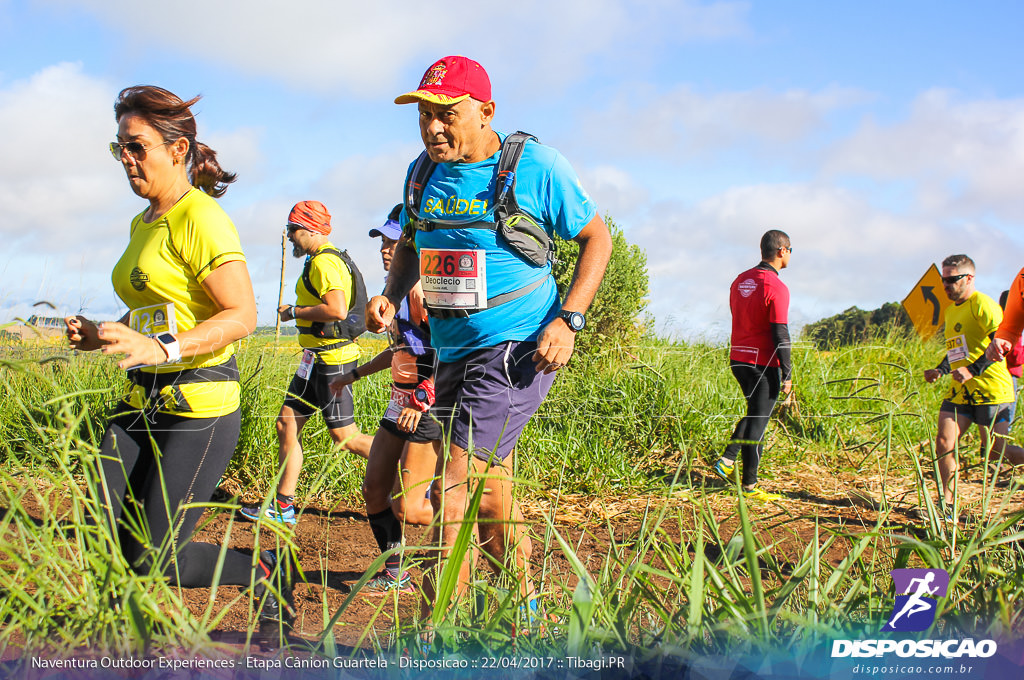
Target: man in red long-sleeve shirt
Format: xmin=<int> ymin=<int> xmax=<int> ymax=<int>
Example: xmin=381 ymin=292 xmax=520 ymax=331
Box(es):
xmin=713 ymin=230 xmax=793 ymax=502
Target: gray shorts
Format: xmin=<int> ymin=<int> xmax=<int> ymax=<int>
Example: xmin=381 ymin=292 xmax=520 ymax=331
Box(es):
xmin=939 ymin=400 xmax=1011 ymax=426
xmin=433 ymin=340 xmax=556 ymax=463
xmin=283 ymin=358 xmax=356 ymax=429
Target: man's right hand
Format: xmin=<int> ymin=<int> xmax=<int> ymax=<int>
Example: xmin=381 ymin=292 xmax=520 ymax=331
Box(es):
xmin=923 ymin=368 xmax=941 ymax=383
xmin=365 ymin=295 xmax=396 ymax=333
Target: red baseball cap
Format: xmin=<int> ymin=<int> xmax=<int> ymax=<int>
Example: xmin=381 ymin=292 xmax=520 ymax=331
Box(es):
xmin=287 ymin=200 xmax=331 ymax=235
xmin=395 ymin=56 xmax=491 ymax=106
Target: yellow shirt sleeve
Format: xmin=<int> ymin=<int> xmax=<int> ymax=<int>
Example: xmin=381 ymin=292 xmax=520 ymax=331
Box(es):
xmin=171 ymin=194 xmax=246 ymax=283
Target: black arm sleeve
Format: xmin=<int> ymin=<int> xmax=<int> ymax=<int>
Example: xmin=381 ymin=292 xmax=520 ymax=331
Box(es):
xmin=935 ymin=356 xmax=951 ymax=375
xmin=771 ymin=322 xmax=792 ymax=382
xmin=966 ymin=333 xmax=998 ymax=377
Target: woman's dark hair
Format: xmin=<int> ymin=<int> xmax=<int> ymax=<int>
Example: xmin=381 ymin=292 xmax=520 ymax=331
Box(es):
xmin=114 ymin=85 xmax=237 ymax=198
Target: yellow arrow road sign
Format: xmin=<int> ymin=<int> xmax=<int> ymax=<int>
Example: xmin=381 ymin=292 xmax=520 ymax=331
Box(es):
xmin=902 ymin=264 xmax=950 ymax=339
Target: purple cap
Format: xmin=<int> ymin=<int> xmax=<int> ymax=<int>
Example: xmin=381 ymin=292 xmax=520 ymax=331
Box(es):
xmin=369 ymin=218 xmax=402 ymax=240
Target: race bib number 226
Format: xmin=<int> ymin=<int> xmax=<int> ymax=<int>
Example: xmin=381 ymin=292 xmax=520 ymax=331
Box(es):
xmin=419 ymin=249 xmax=487 ymax=310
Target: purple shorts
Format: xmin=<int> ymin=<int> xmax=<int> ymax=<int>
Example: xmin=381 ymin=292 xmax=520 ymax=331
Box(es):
xmin=433 ymin=340 xmax=557 ymax=463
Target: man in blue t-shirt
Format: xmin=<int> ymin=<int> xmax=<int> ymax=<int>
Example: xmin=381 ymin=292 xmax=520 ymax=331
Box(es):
xmin=365 ymin=55 xmax=613 ymax=618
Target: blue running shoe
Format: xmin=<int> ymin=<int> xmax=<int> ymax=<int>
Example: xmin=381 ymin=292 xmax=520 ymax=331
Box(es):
xmin=362 ymin=570 xmax=414 ymax=595
xmin=240 ymin=503 xmax=297 ymax=525
xmin=712 ymin=457 xmax=736 ymax=481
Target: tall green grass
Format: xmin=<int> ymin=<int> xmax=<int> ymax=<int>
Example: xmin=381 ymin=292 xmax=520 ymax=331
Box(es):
xmin=1 ymin=329 xmax=1022 ymax=661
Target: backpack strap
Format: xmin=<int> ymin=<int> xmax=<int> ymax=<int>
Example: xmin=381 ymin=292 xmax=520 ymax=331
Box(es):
xmin=404 ymin=152 xmax=436 ymax=227
xmin=299 ymin=246 xmax=367 ymax=344
xmin=301 ymin=246 xmax=344 ymax=299
xmin=403 ymin=132 xmax=538 ymax=232
xmin=493 ymin=132 xmax=537 ymax=223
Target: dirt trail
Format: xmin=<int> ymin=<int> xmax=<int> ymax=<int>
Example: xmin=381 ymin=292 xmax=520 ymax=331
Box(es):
xmin=183 ymin=458 xmax=1023 ymax=648
xmin=4 ymin=459 xmax=1020 ymax=652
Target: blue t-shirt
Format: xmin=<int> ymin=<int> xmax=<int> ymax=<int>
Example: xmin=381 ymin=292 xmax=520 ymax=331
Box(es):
xmin=401 ymin=133 xmax=595 ymax=362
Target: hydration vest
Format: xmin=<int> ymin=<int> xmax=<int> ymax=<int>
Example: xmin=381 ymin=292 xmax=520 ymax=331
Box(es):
xmin=299 ymin=247 xmax=368 ymax=347
xmin=403 ymin=132 xmax=556 ymax=319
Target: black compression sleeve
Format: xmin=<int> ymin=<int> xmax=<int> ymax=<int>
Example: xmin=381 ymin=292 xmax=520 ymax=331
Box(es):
xmin=935 ymin=356 xmax=951 ymax=375
xmin=966 ymin=333 xmax=998 ymax=376
xmin=771 ymin=322 xmax=792 ymax=382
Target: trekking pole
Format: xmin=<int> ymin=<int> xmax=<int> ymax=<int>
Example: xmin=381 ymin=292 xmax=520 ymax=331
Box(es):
xmin=276 ymin=228 xmax=286 ymax=341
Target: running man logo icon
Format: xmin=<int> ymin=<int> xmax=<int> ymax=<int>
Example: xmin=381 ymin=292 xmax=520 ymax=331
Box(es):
xmin=883 ymin=568 xmax=949 ymax=632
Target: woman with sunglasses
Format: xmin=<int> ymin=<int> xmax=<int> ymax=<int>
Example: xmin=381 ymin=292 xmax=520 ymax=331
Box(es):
xmin=64 ymin=85 xmax=293 ymax=630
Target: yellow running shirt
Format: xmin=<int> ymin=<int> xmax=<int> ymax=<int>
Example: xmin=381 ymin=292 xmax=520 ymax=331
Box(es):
xmin=111 ymin=188 xmax=245 ymax=418
xmin=293 ymin=243 xmax=360 ymax=366
xmin=943 ymin=291 xmax=1014 ymax=405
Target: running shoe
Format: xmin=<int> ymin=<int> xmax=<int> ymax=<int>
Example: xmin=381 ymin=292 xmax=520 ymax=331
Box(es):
xmin=712 ymin=457 xmax=737 ymax=481
xmin=254 ymin=550 xmax=296 ymax=629
xmin=239 ymin=503 xmax=297 ymax=525
xmin=742 ymin=486 xmax=783 ymax=502
xmin=362 ymin=570 xmax=414 ymax=595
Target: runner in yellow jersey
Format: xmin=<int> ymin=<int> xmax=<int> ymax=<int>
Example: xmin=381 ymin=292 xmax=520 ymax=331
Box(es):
xmin=240 ymin=201 xmax=373 ymax=525
xmin=922 ymin=254 xmax=1024 ymax=517
xmin=65 ymin=85 xmax=292 ymax=631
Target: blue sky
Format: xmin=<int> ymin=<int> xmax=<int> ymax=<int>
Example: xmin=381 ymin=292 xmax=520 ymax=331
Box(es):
xmin=2 ymin=0 xmax=1023 ymax=341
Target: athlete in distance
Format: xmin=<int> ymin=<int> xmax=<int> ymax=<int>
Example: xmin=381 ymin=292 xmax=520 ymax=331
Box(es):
xmin=239 ymin=201 xmax=372 ymax=526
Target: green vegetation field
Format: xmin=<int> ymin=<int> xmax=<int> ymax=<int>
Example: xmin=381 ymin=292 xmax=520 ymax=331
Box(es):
xmin=1 ymin=330 xmax=1022 ymax=664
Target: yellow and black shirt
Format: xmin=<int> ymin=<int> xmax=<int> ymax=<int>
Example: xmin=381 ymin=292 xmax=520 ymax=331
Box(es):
xmin=111 ymin=189 xmax=245 ymax=418
xmin=293 ymin=243 xmax=360 ymax=366
xmin=943 ymin=291 xmax=1015 ymax=405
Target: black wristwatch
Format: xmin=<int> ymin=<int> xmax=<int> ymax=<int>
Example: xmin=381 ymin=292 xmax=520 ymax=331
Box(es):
xmin=558 ymin=310 xmax=586 ymax=332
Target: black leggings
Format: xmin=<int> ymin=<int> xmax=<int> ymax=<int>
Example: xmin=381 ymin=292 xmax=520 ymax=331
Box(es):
xmin=95 ymin=408 xmax=254 ymax=587
xmin=723 ymin=362 xmax=782 ymax=487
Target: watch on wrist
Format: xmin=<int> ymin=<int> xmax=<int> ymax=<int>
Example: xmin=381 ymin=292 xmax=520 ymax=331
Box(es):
xmin=351 ymin=367 xmax=361 ymax=381
xmin=557 ymin=310 xmax=586 ymax=333
xmin=154 ymin=333 xmax=181 ymax=364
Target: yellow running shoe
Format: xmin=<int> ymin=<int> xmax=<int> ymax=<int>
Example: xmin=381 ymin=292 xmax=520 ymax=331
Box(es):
xmin=742 ymin=486 xmax=783 ymax=502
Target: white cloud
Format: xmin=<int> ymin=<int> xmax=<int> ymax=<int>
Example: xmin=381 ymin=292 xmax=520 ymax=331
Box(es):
xmin=0 ymin=62 xmax=129 ymax=247
xmin=580 ymin=83 xmax=871 ymax=158
xmin=826 ymin=89 xmax=1024 ymax=221
xmin=579 ymin=164 xmax=650 ymax=219
xmin=0 ymin=62 xmax=134 ymax=316
xmin=44 ymin=0 xmax=751 ymax=97
xmin=630 ymin=182 xmax=1024 ymax=341
xmin=205 ymin=126 xmax=267 ymax=186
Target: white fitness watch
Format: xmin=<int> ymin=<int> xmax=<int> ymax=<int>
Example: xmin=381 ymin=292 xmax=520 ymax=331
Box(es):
xmin=155 ymin=332 xmax=181 ymax=364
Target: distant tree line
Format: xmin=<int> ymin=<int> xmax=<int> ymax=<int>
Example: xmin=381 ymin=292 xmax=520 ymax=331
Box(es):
xmin=801 ymin=302 xmax=914 ymax=350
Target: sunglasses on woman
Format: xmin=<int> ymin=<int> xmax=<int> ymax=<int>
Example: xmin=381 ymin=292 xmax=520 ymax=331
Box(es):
xmin=109 ymin=140 xmax=171 ymax=160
